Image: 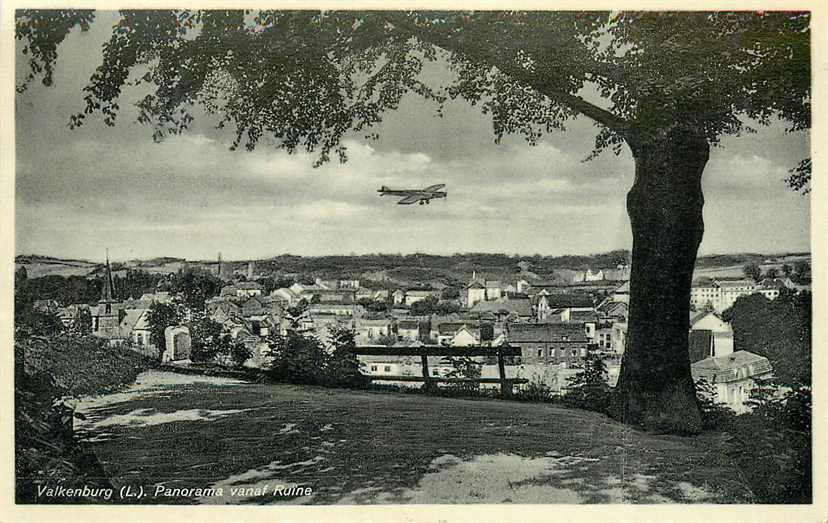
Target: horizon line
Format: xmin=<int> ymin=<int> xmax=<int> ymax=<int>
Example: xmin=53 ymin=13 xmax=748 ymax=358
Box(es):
xmin=15 ymin=249 xmax=812 ymax=265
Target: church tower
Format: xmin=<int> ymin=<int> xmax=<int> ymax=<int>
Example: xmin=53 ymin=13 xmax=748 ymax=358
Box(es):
xmin=95 ymin=250 xmax=121 ymax=339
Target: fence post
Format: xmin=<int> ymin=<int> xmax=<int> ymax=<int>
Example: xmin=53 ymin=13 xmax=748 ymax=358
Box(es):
xmin=497 ymin=348 xmax=512 ymax=398
xmin=420 ymin=351 xmax=434 ymax=391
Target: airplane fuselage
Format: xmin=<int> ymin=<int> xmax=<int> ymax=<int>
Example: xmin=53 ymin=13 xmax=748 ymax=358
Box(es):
xmin=378 ymin=189 xmax=447 ymax=198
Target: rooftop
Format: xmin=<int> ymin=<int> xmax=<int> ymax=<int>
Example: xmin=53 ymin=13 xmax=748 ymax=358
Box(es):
xmin=691 ymin=350 xmax=773 ymax=383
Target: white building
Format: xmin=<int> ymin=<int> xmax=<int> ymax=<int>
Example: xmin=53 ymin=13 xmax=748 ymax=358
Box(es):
xmin=691 ymin=351 xmax=773 ymax=414
xmin=690 ymin=278 xmax=788 ymax=313
xmin=689 ymin=311 xmax=734 ymax=358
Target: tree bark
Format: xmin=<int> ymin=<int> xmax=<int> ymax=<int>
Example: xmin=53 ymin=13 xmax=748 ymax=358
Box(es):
xmin=610 ymin=127 xmax=710 ymax=434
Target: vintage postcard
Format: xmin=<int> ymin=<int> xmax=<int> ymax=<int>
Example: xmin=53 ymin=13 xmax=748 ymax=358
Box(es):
xmin=2 ymin=2 xmax=824 ymax=522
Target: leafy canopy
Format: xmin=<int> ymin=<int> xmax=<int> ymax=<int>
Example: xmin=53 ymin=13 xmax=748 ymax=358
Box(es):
xmin=16 ymin=10 xmax=810 ymax=186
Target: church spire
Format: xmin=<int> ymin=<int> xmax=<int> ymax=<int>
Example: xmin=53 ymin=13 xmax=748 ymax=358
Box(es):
xmin=100 ymin=249 xmax=116 ymax=304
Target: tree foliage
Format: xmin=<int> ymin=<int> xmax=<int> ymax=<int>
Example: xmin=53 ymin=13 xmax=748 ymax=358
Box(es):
xmin=145 ymin=302 xmax=182 ymax=349
xmin=728 ymin=383 xmax=811 ymax=503
xmin=327 ymin=325 xmax=369 ymax=387
xmin=564 ymin=354 xmax=611 ymax=413
xmin=409 ymin=295 xmax=460 ymax=316
xmin=170 ymin=268 xmax=222 ymax=310
xmin=743 ymin=262 xmax=762 ymax=282
xmin=728 ymin=290 xmax=811 ymax=387
xmin=15 ymin=10 xmax=809 ymax=180
xmin=188 ymin=313 xmax=224 ymax=362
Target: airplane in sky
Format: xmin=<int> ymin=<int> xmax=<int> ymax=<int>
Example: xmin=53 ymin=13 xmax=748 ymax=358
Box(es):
xmin=377 ymin=184 xmax=447 ymax=205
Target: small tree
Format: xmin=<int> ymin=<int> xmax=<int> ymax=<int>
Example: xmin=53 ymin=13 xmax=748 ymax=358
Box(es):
xmin=764 ymin=267 xmax=779 ymax=280
xmin=171 ymin=268 xmax=222 ymax=310
xmin=694 ymin=377 xmax=735 ymax=431
xmin=792 ymin=261 xmax=810 ymax=284
xmin=228 ymin=339 xmax=252 ymax=369
xmin=188 ymin=313 xmax=224 ymax=363
xmin=564 ymin=354 xmax=610 ymax=413
xmin=743 ymin=263 xmax=762 ymax=282
xmin=265 ymin=306 xmax=328 ymax=385
xmin=146 ymin=302 xmax=181 ymax=350
xmin=409 ymin=295 xmax=440 ymax=316
xmin=327 ymin=324 xmax=369 ymax=387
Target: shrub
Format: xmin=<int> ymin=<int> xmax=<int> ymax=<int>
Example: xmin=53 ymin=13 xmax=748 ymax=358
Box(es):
xmin=265 ymin=331 xmax=327 ymax=385
xmin=229 ymin=340 xmax=252 ymax=369
xmin=695 ymin=378 xmax=735 ymax=431
xmin=326 ymin=325 xmax=370 ymax=388
xmin=563 ymin=355 xmax=610 ymax=413
xmin=727 ymin=383 xmax=811 ymax=503
xmin=515 ymin=375 xmax=556 ymax=403
xmin=441 ymin=356 xmax=482 ymax=394
xmin=20 ymin=334 xmax=154 ymax=397
xmin=14 ymin=333 xmax=151 ymax=503
xmin=188 ymin=315 xmax=224 ymax=363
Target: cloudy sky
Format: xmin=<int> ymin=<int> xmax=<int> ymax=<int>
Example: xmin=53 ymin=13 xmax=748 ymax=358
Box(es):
xmin=15 ymin=12 xmax=810 ymax=262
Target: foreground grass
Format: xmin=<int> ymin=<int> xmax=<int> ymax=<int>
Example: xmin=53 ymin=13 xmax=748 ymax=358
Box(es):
xmin=76 ymin=372 xmax=754 ymax=504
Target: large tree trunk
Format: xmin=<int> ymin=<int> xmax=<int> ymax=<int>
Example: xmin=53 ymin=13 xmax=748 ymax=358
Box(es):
xmin=610 ymin=128 xmax=710 ymax=434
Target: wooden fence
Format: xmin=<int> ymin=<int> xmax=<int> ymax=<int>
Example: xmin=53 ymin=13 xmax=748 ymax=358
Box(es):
xmin=353 ymin=345 xmax=526 ymax=397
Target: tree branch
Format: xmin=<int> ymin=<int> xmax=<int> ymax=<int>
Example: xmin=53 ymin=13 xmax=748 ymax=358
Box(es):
xmin=388 ymin=15 xmax=629 ymax=134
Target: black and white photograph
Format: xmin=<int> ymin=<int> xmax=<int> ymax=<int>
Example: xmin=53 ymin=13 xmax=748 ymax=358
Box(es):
xmin=7 ymin=5 xmax=819 ymax=517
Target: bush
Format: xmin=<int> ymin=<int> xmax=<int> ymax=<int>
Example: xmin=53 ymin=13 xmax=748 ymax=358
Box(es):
xmin=515 ymin=375 xmax=557 ymax=403
xmin=326 ymin=326 xmax=370 ymax=388
xmin=266 ymin=331 xmax=328 ymax=385
xmin=695 ymin=378 xmax=735 ymax=431
xmin=189 ymin=315 xmax=224 ymax=363
xmin=229 ymin=340 xmax=252 ymax=369
xmin=727 ymin=383 xmax=811 ymax=503
xmin=20 ymin=334 xmax=155 ymax=397
xmin=441 ymin=356 xmax=482 ymax=394
xmin=563 ymin=355 xmax=610 ymax=413
xmin=14 ymin=333 xmax=152 ymax=503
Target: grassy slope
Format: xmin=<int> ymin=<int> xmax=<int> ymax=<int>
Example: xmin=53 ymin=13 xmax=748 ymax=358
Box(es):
xmin=78 ymin=378 xmax=752 ymax=505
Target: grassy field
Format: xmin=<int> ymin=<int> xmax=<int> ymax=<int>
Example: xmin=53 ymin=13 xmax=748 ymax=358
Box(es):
xmin=75 ymin=371 xmax=753 ymax=505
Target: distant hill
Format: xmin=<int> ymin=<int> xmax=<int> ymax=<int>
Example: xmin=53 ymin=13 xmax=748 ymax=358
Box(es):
xmin=16 ymin=251 xmax=810 ymax=287
xmin=15 ymin=255 xmax=99 ymax=278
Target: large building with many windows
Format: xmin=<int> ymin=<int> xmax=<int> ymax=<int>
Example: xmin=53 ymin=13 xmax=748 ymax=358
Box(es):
xmin=690 ymin=278 xmax=789 ymax=312
xmin=507 ymin=323 xmax=589 ymax=366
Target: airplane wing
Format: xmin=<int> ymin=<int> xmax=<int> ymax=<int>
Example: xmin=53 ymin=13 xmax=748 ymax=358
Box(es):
xmin=397 ymin=194 xmax=426 ymax=205
xmin=422 ymin=184 xmax=445 ymax=192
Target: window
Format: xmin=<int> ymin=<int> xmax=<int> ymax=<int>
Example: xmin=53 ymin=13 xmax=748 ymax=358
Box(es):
xmin=136 ymin=333 xmax=144 ymax=345
xmin=432 ymin=369 xmax=439 ymax=376
xmin=370 ymin=365 xmax=378 ymax=372
xmin=384 ymin=365 xmax=391 ymax=372
xmin=548 ymin=348 xmax=554 ymax=357
xmin=537 ymin=348 xmax=543 ymax=357
xmin=562 ymin=335 xmax=569 ymax=341
xmin=571 ymin=349 xmax=577 ymax=357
